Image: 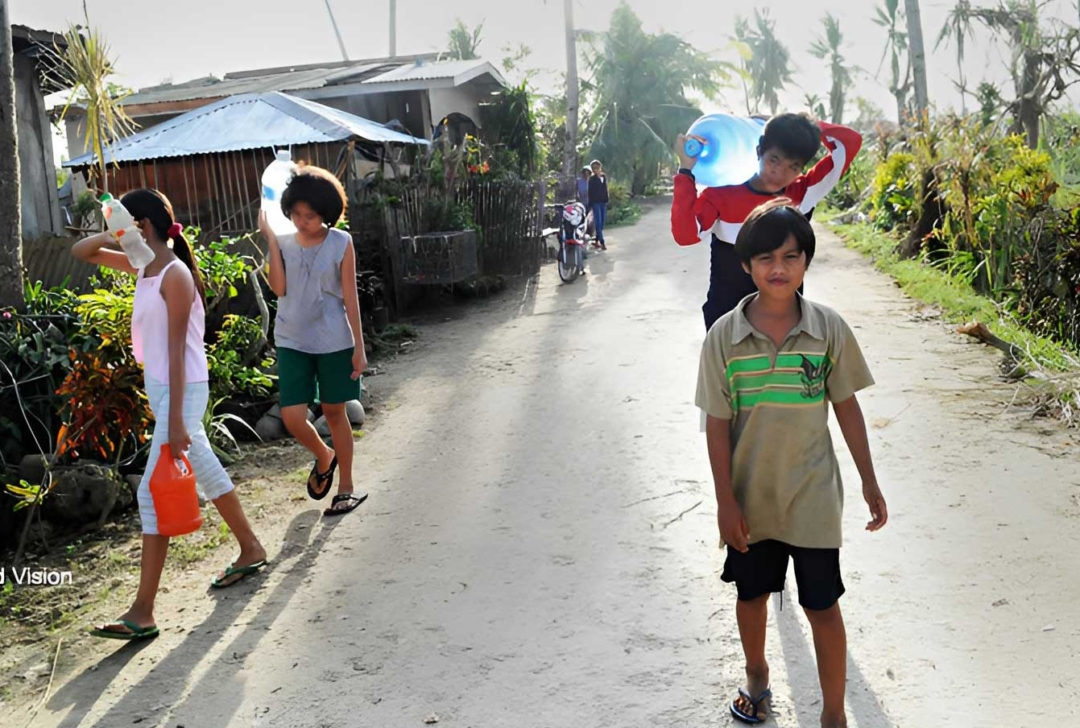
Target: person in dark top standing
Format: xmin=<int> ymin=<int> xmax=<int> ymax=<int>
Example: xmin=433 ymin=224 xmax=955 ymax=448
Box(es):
xmin=588 ymin=159 xmax=609 ymax=250
xmin=577 ymin=167 xmax=592 ymax=207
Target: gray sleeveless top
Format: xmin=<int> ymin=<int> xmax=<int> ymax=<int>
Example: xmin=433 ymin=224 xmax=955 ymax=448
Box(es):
xmin=274 ymin=228 xmax=355 ymax=354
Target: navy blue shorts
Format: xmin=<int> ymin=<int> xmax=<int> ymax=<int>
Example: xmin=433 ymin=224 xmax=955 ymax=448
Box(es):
xmin=721 ymin=539 xmax=845 ymax=611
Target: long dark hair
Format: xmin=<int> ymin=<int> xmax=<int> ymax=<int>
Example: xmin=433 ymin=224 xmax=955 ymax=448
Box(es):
xmin=120 ymin=189 xmax=206 ymax=305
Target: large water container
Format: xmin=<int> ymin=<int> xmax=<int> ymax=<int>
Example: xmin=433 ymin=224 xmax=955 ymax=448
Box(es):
xmin=149 ymin=445 xmax=202 ymax=537
xmin=261 ymin=149 xmax=298 ymax=236
xmin=100 ymin=193 xmax=155 ymax=269
xmin=683 ymin=114 xmax=767 ymax=188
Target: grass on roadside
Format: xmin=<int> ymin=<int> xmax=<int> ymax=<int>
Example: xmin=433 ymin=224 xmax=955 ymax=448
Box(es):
xmin=829 ymin=220 xmax=1080 ymax=424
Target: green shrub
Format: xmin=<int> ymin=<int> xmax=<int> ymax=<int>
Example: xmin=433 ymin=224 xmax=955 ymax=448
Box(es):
xmin=606 ymin=180 xmax=642 ymax=227
xmin=869 ymin=151 xmax=918 ymax=232
xmin=207 ymin=315 xmax=275 ymax=402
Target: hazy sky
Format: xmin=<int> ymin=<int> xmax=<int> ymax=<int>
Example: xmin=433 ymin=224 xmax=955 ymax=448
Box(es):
xmin=13 ymin=0 xmax=1080 ymax=148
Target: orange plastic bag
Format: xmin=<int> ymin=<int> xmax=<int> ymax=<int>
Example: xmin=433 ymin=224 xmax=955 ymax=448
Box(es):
xmin=149 ymin=445 xmax=203 ymax=537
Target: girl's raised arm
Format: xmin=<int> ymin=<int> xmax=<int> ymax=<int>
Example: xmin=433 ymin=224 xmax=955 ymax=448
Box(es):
xmin=71 ymin=231 xmax=138 ymax=276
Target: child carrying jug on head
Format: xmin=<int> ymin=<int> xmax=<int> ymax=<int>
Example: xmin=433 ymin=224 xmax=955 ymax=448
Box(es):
xmin=260 ymin=165 xmax=369 ymax=517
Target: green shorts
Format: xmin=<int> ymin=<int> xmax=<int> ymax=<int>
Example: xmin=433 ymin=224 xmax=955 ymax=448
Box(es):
xmin=277 ymin=347 xmax=361 ymax=408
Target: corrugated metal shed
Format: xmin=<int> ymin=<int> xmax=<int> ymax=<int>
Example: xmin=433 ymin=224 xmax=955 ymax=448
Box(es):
xmin=64 ymin=91 xmax=427 ymax=168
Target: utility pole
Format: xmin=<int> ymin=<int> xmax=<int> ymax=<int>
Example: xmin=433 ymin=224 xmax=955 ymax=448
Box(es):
xmin=0 ymin=0 xmax=25 ymax=310
xmin=562 ymin=0 xmax=579 ymax=198
xmin=389 ymin=0 xmax=397 ymax=58
xmin=324 ymin=0 xmax=349 ymax=61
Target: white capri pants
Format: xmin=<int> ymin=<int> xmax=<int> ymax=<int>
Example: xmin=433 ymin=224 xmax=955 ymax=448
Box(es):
xmin=138 ymin=375 xmax=234 ymax=535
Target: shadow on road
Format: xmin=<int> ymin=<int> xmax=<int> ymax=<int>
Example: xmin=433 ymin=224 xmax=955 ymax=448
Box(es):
xmin=773 ymin=589 xmax=893 ymax=728
xmin=46 ymin=509 xmax=344 ymax=727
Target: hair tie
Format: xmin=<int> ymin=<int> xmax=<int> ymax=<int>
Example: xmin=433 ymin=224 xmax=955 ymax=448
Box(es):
xmin=168 ymin=222 xmax=183 ymax=238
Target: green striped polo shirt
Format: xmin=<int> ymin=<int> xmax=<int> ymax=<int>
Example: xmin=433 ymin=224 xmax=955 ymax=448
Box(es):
xmin=696 ymin=294 xmax=874 ymax=549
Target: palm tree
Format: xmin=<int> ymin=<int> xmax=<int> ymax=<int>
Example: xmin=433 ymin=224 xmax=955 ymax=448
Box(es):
xmin=447 ymin=19 xmax=483 ymax=61
xmin=904 ymin=0 xmax=929 ymax=114
xmin=562 ymin=0 xmax=580 ymax=197
xmin=809 ymin=13 xmax=853 ymax=124
xmin=937 ymin=0 xmax=1080 ymax=148
xmin=739 ymin=10 xmax=794 ymax=115
xmin=0 ymin=0 xmax=24 ymax=309
xmin=936 ymin=0 xmax=976 ymax=113
xmin=585 ymin=2 xmax=735 ymax=194
xmin=804 ymin=92 xmax=827 ymax=120
xmin=874 ymin=0 xmax=914 ymax=122
xmin=51 ymin=16 xmax=138 ymax=194
xmin=733 ymin=17 xmax=756 ymax=114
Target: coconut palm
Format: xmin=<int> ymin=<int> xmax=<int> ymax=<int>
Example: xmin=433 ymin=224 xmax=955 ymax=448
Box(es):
xmin=874 ymin=0 xmax=914 ymax=122
xmin=904 ymin=0 xmax=929 ymax=114
xmin=447 ymin=19 xmax=484 ymax=61
xmin=804 ymin=93 xmax=827 ymax=120
xmin=584 ymin=2 xmax=736 ymax=194
xmin=938 ymin=0 xmax=1080 ymax=147
xmin=809 ymin=13 xmax=853 ymax=124
xmin=737 ymin=10 xmax=794 ymax=115
xmin=936 ymin=0 xmax=977 ymax=113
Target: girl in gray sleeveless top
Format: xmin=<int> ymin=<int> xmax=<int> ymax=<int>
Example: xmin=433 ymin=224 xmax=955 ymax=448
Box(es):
xmin=261 ymin=165 xmax=369 ymax=517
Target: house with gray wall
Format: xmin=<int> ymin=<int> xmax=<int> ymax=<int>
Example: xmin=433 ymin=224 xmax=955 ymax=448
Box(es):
xmin=12 ymin=25 xmax=64 ymax=240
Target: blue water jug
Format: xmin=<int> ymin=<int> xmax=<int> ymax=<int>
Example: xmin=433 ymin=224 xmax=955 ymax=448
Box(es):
xmin=683 ymin=114 xmax=767 ymax=188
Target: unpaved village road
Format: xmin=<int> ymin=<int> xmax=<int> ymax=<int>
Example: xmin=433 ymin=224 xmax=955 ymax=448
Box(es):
xmin=13 ymin=202 xmax=1080 ymax=727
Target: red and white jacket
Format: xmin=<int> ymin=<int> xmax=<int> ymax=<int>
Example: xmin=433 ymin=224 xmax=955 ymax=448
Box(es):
xmin=670 ymin=121 xmax=863 ymax=246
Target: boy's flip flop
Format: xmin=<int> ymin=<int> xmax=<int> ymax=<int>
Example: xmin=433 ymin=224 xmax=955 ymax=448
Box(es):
xmin=89 ymin=620 xmax=159 ymax=641
xmin=323 ymin=492 xmax=368 ymax=517
xmin=210 ymin=559 xmax=268 ymax=589
xmin=306 ymin=456 xmax=337 ymax=500
xmin=730 ymin=687 xmax=771 ymax=724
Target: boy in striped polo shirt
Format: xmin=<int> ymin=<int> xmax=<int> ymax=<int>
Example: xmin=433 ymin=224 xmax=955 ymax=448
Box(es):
xmin=695 ymin=201 xmax=888 ymax=727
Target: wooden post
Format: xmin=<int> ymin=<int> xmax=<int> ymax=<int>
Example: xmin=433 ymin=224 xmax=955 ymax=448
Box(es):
xmin=0 ymin=0 xmax=25 ymax=309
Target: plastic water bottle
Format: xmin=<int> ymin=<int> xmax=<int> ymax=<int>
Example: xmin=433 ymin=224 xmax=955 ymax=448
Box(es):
xmin=261 ymin=149 xmax=297 ymax=236
xmin=683 ymin=114 xmax=768 ymax=188
xmin=100 ymin=193 xmax=156 ymax=269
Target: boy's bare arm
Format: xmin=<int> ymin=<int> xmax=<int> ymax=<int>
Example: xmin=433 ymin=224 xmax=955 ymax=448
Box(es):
xmin=705 ymin=415 xmax=750 ymax=551
xmin=831 ymin=395 xmax=888 ymax=531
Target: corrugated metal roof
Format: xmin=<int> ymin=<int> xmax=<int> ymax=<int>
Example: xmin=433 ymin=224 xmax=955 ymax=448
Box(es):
xmin=64 ymin=92 xmax=427 ymax=167
xmin=364 ymin=59 xmax=505 ymax=86
xmin=121 ymin=64 xmax=385 ymax=107
xmin=119 ymin=58 xmax=507 ymax=107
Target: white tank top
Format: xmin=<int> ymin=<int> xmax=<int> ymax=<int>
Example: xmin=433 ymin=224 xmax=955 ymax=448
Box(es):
xmin=131 ymin=259 xmax=209 ymax=384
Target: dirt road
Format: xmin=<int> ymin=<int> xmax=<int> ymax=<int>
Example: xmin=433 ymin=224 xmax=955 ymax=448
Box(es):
xmin=12 ymin=201 xmax=1080 ymax=727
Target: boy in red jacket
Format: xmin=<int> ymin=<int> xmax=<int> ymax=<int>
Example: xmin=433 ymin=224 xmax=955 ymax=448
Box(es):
xmin=671 ymin=114 xmax=862 ymax=330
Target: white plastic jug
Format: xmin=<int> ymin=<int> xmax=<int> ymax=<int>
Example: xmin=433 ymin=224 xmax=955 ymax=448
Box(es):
xmin=683 ymin=114 xmax=767 ymax=188
xmin=100 ymin=194 xmax=155 ymax=269
xmin=261 ymin=150 xmax=297 ymax=236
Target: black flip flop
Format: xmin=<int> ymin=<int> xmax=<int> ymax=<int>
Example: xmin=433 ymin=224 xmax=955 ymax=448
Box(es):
xmin=730 ymin=687 xmax=771 ymax=724
xmin=323 ymin=492 xmax=368 ymax=517
xmin=306 ymin=456 xmax=337 ymax=500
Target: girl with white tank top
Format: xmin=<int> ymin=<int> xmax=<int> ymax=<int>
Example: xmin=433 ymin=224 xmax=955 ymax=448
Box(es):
xmin=73 ymin=189 xmax=267 ymax=642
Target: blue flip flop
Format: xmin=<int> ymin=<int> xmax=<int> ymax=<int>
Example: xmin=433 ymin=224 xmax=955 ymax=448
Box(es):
xmin=89 ymin=620 xmax=159 ymax=641
xmin=730 ymin=687 xmax=772 ymax=724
